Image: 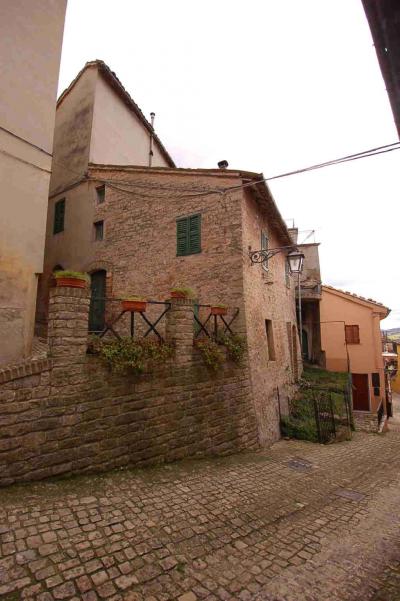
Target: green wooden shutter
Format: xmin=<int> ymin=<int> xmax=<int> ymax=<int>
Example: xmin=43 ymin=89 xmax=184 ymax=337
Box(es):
xmin=189 ymin=214 xmax=201 ymax=253
xmin=177 ymin=217 xmax=189 ymax=256
xmin=53 ymin=199 xmax=65 ymax=234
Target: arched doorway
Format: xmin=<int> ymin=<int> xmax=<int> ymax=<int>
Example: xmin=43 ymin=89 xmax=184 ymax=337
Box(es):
xmin=89 ymin=270 xmax=106 ymax=333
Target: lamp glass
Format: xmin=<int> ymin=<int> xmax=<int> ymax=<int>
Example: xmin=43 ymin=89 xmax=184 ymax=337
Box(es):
xmin=287 ymin=251 xmax=304 ymax=274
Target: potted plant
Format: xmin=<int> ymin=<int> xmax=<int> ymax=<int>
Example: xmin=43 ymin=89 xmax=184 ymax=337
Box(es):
xmin=170 ymin=286 xmax=195 ymax=299
xmin=210 ymin=304 xmax=228 ymax=316
xmin=54 ymin=270 xmax=89 ymax=289
xmin=121 ymin=296 xmax=147 ymax=313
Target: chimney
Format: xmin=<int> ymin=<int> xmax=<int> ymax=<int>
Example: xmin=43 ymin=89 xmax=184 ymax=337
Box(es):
xmin=288 ymin=227 xmax=298 ymax=244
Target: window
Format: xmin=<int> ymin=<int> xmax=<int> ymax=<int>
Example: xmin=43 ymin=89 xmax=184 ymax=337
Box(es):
xmin=94 ymin=220 xmax=104 ymax=241
xmin=285 ymin=260 xmax=291 ymax=288
xmin=53 ymin=198 xmax=65 ymax=234
xmin=345 ymin=325 xmax=360 ymax=344
xmin=96 ymin=185 xmax=105 ymax=204
xmin=372 ymin=372 xmax=380 ymax=396
xmin=265 ymin=319 xmax=276 ymax=360
xmin=176 ymin=214 xmax=201 ymax=256
xmin=261 ymin=230 xmax=268 ymax=272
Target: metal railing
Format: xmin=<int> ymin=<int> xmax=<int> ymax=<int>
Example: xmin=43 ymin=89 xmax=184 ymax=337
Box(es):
xmin=89 ymin=297 xmax=171 ymax=342
xmin=193 ymin=304 xmax=239 ymax=340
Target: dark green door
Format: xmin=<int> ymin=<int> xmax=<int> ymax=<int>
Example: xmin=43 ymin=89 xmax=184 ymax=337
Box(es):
xmin=89 ymin=270 xmax=106 ymax=332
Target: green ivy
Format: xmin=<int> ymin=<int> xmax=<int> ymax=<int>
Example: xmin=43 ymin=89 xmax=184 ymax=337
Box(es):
xmin=88 ymin=337 xmax=174 ymax=375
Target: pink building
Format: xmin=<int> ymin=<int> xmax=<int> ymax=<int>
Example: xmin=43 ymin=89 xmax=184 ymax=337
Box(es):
xmin=320 ymin=285 xmax=390 ymax=431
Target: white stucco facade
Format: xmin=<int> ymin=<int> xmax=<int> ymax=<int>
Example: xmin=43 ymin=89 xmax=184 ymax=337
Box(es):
xmin=0 ymin=0 xmax=67 ymax=365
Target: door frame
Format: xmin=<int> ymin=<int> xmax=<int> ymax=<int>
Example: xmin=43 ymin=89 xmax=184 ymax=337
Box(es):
xmin=351 ymin=373 xmax=370 ymax=412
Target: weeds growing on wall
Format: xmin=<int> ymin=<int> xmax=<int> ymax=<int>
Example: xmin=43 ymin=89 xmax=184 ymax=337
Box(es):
xmin=88 ymin=337 xmax=174 ymax=375
xmin=196 ymin=334 xmax=246 ymax=370
xmin=218 ymin=333 xmax=246 ymax=364
xmin=195 ymin=339 xmax=225 ymax=371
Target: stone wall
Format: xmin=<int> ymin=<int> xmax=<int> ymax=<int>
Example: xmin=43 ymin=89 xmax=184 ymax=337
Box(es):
xmin=0 ymin=286 xmax=259 ymax=487
xmin=241 ymin=189 xmax=301 ymax=445
xmin=37 ymin=166 xmax=301 ymax=447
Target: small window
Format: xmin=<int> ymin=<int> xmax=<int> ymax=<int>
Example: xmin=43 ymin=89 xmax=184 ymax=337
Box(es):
xmin=94 ymin=220 xmax=104 ymax=241
xmin=265 ymin=319 xmax=276 ymax=360
xmin=96 ymin=185 xmax=105 ymax=204
xmin=176 ymin=214 xmax=201 ymax=256
xmin=53 ymin=198 xmax=65 ymax=234
xmin=372 ymin=372 xmax=380 ymax=396
xmin=345 ymin=325 xmax=360 ymax=344
xmin=261 ymin=230 xmax=268 ymax=272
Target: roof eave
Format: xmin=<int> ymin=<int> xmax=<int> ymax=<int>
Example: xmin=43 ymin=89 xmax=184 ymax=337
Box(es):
xmin=57 ymin=60 xmax=176 ymax=168
xmin=241 ymin=173 xmax=293 ymax=246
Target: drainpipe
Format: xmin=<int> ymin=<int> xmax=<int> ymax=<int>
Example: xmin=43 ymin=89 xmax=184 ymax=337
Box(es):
xmin=298 ymin=272 xmax=303 ymax=356
xmin=149 ymin=112 xmax=155 ymax=167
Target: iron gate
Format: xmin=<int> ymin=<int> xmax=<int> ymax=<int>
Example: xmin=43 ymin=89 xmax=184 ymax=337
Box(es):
xmin=312 ymin=385 xmax=353 ymax=443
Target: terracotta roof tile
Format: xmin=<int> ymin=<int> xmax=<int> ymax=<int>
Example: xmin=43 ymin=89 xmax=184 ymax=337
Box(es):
xmin=322 ymin=284 xmax=389 ymax=312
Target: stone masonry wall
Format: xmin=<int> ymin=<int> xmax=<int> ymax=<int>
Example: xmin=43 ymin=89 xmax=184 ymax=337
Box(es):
xmin=0 ymin=286 xmax=259 ymax=487
xmin=241 ymin=188 xmax=301 ymax=445
xmin=38 ymin=167 xmax=301 ymax=447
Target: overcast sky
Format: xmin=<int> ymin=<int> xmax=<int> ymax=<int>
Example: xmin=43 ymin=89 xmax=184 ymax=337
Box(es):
xmin=58 ymin=0 xmax=400 ymax=328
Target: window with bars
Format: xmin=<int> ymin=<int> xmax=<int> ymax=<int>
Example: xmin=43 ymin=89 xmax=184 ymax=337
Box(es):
xmin=372 ymin=372 xmax=380 ymax=396
xmin=345 ymin=324 xmax=360 ymax=344
xmin=94 ymin=220 xmax=104 ymax=241
xmin=176 ymin=214 xmax=201 ymax=256
xmin=261 ymin=230 xmax=268 ymax=272
xmin=96 ymin=185 xmax=105 ymax=204
xmin=53 ymin=198 xmax=65 ymax=234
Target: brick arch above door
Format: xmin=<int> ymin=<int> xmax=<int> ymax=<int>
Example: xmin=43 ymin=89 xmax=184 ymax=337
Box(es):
xmin=82 ymin=259 xmax=114 ymax=274
xmin=83 ymin=261 xmax=114 ymax=300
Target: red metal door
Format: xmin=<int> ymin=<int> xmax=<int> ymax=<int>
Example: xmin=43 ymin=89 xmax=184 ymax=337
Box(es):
xmin=352 ymin=373 xmax=370 ymax=411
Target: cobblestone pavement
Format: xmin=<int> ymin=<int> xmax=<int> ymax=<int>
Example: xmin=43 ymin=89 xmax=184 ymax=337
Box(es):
xmin=2 ymin=432 xmax=400 ymax=601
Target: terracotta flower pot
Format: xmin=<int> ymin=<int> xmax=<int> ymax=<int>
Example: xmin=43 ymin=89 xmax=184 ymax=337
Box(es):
xmin=210 ymin=306 xmax=227 ymax=316
xmin=121 ymin=300 xmax=147 ymax=313
xmin=55 ymin=277 xmax=86 ymax=289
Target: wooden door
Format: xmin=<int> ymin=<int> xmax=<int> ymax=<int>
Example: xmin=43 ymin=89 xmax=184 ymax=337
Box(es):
xmin=89 ymin=270 xmax=106 ymax=333
xmin=352 ymin=373 xmax=369 ymax=411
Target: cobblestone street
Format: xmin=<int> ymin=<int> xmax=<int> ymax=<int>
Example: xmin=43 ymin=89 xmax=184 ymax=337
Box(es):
xmin=1 ymin=431 xmax=400 ymax=601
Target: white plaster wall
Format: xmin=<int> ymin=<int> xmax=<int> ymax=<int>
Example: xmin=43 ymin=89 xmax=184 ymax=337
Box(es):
xmin=0 ymin=0 xmax=67 ymax=364
xmin=0 ymin=0 xmax=67 ymax=151
xmin=50 ymin=67 xmax=97 ymax=195
xmin=89 ymin=74 xmax=169 ymax=168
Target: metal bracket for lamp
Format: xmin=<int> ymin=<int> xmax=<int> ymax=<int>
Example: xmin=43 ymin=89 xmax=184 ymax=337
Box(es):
xmin=249 ymin=246 xmax=305 ymax=274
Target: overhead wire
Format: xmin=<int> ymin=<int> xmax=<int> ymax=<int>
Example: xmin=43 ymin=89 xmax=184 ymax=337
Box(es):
xmin=89 ymin=141 xmax=400 ymax=199
xmin=42 ymin=139 xmax=400 ymax=200
xmin=225 ymin=142 xmax=400 ymax=192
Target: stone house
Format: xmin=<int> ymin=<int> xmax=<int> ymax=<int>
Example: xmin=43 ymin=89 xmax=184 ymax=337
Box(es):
xmin=320 ymin=285 xmax=390 ymax=430
xmin=0 ymin=0 xmax=67 ymax=365
xmin=288 ymin=227 xmax=323 ymax=365
xmin=37 ymin=62 xmax=302 ymax=446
